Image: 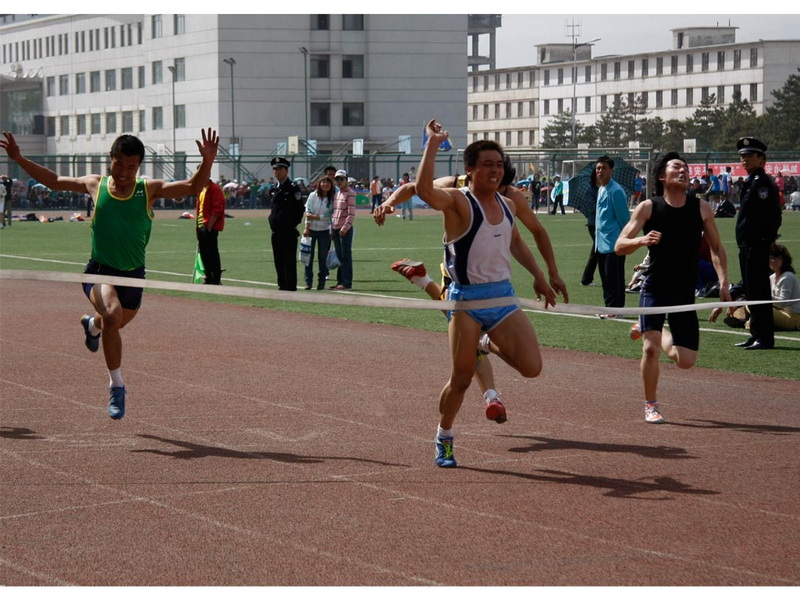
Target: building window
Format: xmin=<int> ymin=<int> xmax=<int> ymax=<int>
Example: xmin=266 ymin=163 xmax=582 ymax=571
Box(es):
xmin=517 ymin=101 xmax=523 ymax=117
xmin=686 ymin=54 xmax=693 ymax=73
xmin=529 ymin=130 xmax=536 ymax=145
xmin=529 ymin=70 xmax=535 ymax=86
xmin=343 ymin=103 xmax=364 ymax=126
xmin=557 ymin=98 xmax=564 ymax=113
xmin=601 ymin=63 xmax=608 ymax=81
xmin=517 ymin=131 xmax=523 ymax=146
xmin=46 ymin=116 xmax=56 ymax=137
xmin=671 ymin=89 xmax=678 ymax=106
xmin=174 ymin=14 xmax=185 ymax=35
xmin=495 ymin=74 xmax=500 ymax=88
xmin=505 ymin=102 xmax=511 ymax=117
xmin=138 ymin=66 xmax=145 ymax=88
xmin=584 ymin=96 xmax=591 ymax=113
xmin=557 ymin=68 xmax=563 ymax=84
xmin=121 ymin=67 xmax=133 ymax=90
xmin=717 ymin=51 xmax=725 ymax=70
xmin=59 ymin=115 xmax=69 ymax=137
xmin=750 ymin=83 xmax=758 ymax=102
xmin=91 ymin=113 xmax=101 ymax=134
xmin=342 ymin=55 xmax=364 ymax=78
xmin=543 ymin=99 xmax=549 ymax=115
xmin=122 ymin=111 xmax=133 ymax=132
xmin=543 ymin=70 xmax=549 ymax=86
xmin=733 ymin=49 xmax=742 ymax=69
xmin=585 ymin=65 xmax=591 ymax=81
xmin=628 ymin=92 xmax=635 ymax=107
xmin=655 ymin=90 xmax=663 ymax=108
xmin=46 ymin=76 xmax=56 ymax=96
xmin=613 ymin=61 xmax=621 ymax=79
xmin=311 ymin=14 xmax=329 ymax=30
xmin=528 ymin=101 xmax=535 ymax=116
xmin=656 ymin=57 xmax=663 ymax=75
xmin=494 ymin=103 xmax=500 ymax=118
xmin=138 ymin=110 xmax=145 ymax=131
xmin=517 ymin=72 xmax=523 ymax=87
xmin=342 ymin=15 xmax=364 ymax=30
xmin=173 ymin=57 xmax=186 ymax=82
xmin=76 ymin=72 xmax=86 ymax=94
xmin=483 ymin=75 xmax=489 ymax=90
xmin=506 ymin=73 xmax=511 ymax=88
xmin=601 ymin=95 xmax=607 ymax=111
xmin=152 ymin=106 xmax=163 ymax=130
xmin=105 ymin=69 xmax=116 ymax=91
xmin=76 ymin=114 xmax=86 ymax=135
xmin=642 ymin=58 xmax=649 ymax=77
xmin=481 ymin=104 xmax=487 ymax=119
xmin=106 ymin=112 xmax=117 ymax=134
xmin=717 ymin=86 xmax=724 ymax=104
xmin=310 ymin=103 xmax=330 ymax=126
xmin=671 ymin=55 xmax=678 ymax=74
xmin=701 ymin=52 xmax=709 ymax=72
xmin=59 ymin=74 xmax=69 ymax=95
xmin=175 ymin=105 xmax=186 ymax=129
xmin=472 ymin=77 xmax=478 ymax=92
xmin=152 ymin=15 xmax=162 ymax=39
xmin=750 ymin=48 xmax=758 ymax=67
xmin=733 ymin=83 xmax=741 ymax=99
xmin=310 ymin=55 xmax=329 ymax=78
xmin=152 ymin=61 xmax=163 ymax=84
xmin=628 ymin=60 xmax=635 ymax=78
xmin=687 ymin=88 xmax=693 ymax=106
xmin=505 ymin=131 xmax=511 ymax=146
xmin=472 ymin=105 xmax=478 ymax=120
xmin=90 ymin=71 xmax=100 ymax=93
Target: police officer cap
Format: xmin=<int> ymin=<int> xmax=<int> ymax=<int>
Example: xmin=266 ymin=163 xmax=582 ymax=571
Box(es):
xmin=271 ymin=157 xmax=291 ymax=168
xmin=737 ymin=137 xmax=767 ymax=155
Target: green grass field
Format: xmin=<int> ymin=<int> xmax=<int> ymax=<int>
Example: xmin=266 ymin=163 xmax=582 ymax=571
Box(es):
xmin=2 ymin=207 xmax=799 ymax=380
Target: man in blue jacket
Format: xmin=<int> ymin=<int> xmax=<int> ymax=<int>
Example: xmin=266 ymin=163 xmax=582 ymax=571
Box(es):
xmin=594 ymin=156 xmax=630 ymax=315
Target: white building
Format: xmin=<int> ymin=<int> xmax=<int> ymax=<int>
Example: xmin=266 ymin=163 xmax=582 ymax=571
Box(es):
xmin=0 ymin=14 xmax=469 ymax=181
xmin=468 ymin=26 xmax=800 ymax=149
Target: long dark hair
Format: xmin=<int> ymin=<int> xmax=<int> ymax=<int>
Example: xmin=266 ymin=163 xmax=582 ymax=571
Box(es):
xmin=315 ymin=176 xmax=336 ymax=201
xmin=770 ymin=243 xmax=795 ymax=274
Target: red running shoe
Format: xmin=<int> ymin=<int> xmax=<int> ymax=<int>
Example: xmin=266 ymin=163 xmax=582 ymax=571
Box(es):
xmin=485 ymin=398 xmax=507 ymax=424
xmin=391 ymin=258 xmax=427 ymax=280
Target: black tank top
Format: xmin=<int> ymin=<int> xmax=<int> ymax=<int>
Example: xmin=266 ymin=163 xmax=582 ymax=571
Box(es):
xmin=642 ymin=195 xmax=703 ymax=293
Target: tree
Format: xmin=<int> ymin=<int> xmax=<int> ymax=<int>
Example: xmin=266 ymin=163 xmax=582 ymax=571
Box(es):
xmin=595 ymin=99 xmax=634 ymax=147
xmin=713 ymin=90 xmax=760 ymax=151
xmin=542 ymin=110 xmax=582 ymax=148
xmin=763 ymin=68 xmax=800 ymax=150
xmin=685 ymin=96 xmax=724 ymax=152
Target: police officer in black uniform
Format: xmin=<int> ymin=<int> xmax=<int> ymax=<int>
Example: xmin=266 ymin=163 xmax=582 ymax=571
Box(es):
xmin=734 ymin=137 xmax=782 ymax=350
xmin=268 ymin=157 xmax=305 ymax=291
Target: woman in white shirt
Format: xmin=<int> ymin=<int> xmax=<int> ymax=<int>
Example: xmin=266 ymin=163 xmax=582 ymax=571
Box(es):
xmin=713 ymin=243 xmax=800 ymax=331
xmin=302 ymin=176 xmax=335 ymax=290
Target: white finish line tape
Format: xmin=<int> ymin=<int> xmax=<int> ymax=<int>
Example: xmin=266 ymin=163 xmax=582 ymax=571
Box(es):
xmin=1 ymin=269 xmax=796 ymax=317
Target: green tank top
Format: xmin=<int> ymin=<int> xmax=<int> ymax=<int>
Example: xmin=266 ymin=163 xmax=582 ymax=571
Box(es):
xmin=91 ymin=177 xmax=153 ymax=271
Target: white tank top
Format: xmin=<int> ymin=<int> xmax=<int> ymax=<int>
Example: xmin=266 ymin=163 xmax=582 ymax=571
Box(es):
xmin=443 ymin=188 xmax=514 ymax=285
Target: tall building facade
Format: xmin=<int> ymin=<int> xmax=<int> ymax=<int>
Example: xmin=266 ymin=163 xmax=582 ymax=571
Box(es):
xmin=468 ymin=26 xmax=800 ymax=149
xmin=0 ymin=14 xmax=468 ymax=180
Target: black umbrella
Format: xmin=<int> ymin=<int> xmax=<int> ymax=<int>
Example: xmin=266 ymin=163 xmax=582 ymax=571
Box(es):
xmin=567 ymin=157 xmax=638 ymax=218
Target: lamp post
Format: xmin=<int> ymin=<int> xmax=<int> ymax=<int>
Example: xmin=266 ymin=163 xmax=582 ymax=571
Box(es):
xmin=222 ymin=57 xmax=237 ymax=181
xmin=299 ymin=47 xmax=309 ymax=179
xmin=571 ymin=37 xmax=601 ymax=146
xmin=167 ymin=64 xmax=177 ymax=178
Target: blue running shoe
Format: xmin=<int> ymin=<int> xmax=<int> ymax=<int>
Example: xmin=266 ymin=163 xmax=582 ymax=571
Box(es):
xmin=109 ymin=386 xmax=126 ymax=420
xmin=81 ymin=315 xmax=100 ymax=353
xmin=434 ymin=436 xmax=457 ymax=468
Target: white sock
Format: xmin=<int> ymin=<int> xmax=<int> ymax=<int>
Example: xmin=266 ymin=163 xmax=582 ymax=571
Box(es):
xmin=88 ymin=317 xmax=101 ymax=336
xmin=410 ymin=274 xmax=434 ymax=290
xmin=483 ymin=389 xmax=499 ymax=404
xmin=437 ymin=425 xmax=454 ymax=439
xmin=108 ymin=369 xmax=124 ymax=389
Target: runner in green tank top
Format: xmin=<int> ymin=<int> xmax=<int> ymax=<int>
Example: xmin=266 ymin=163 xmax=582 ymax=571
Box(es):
xmin=1 ymin=128 xmax=219 ymax=420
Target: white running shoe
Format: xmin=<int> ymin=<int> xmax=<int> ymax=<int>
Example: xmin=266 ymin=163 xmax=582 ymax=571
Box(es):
xmin=645 ymin=402 xmax=665 ymax=424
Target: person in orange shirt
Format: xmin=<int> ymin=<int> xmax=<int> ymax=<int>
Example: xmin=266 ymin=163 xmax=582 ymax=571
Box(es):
xmin=370 ymin=175 xmax=381 ymax=214
xmin=196 ymin=176 xmax=226 ymax=285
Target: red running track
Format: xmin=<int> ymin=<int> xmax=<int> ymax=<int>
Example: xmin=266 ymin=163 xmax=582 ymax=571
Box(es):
xmin=1 ymin=280 xmax=798 ymax=586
